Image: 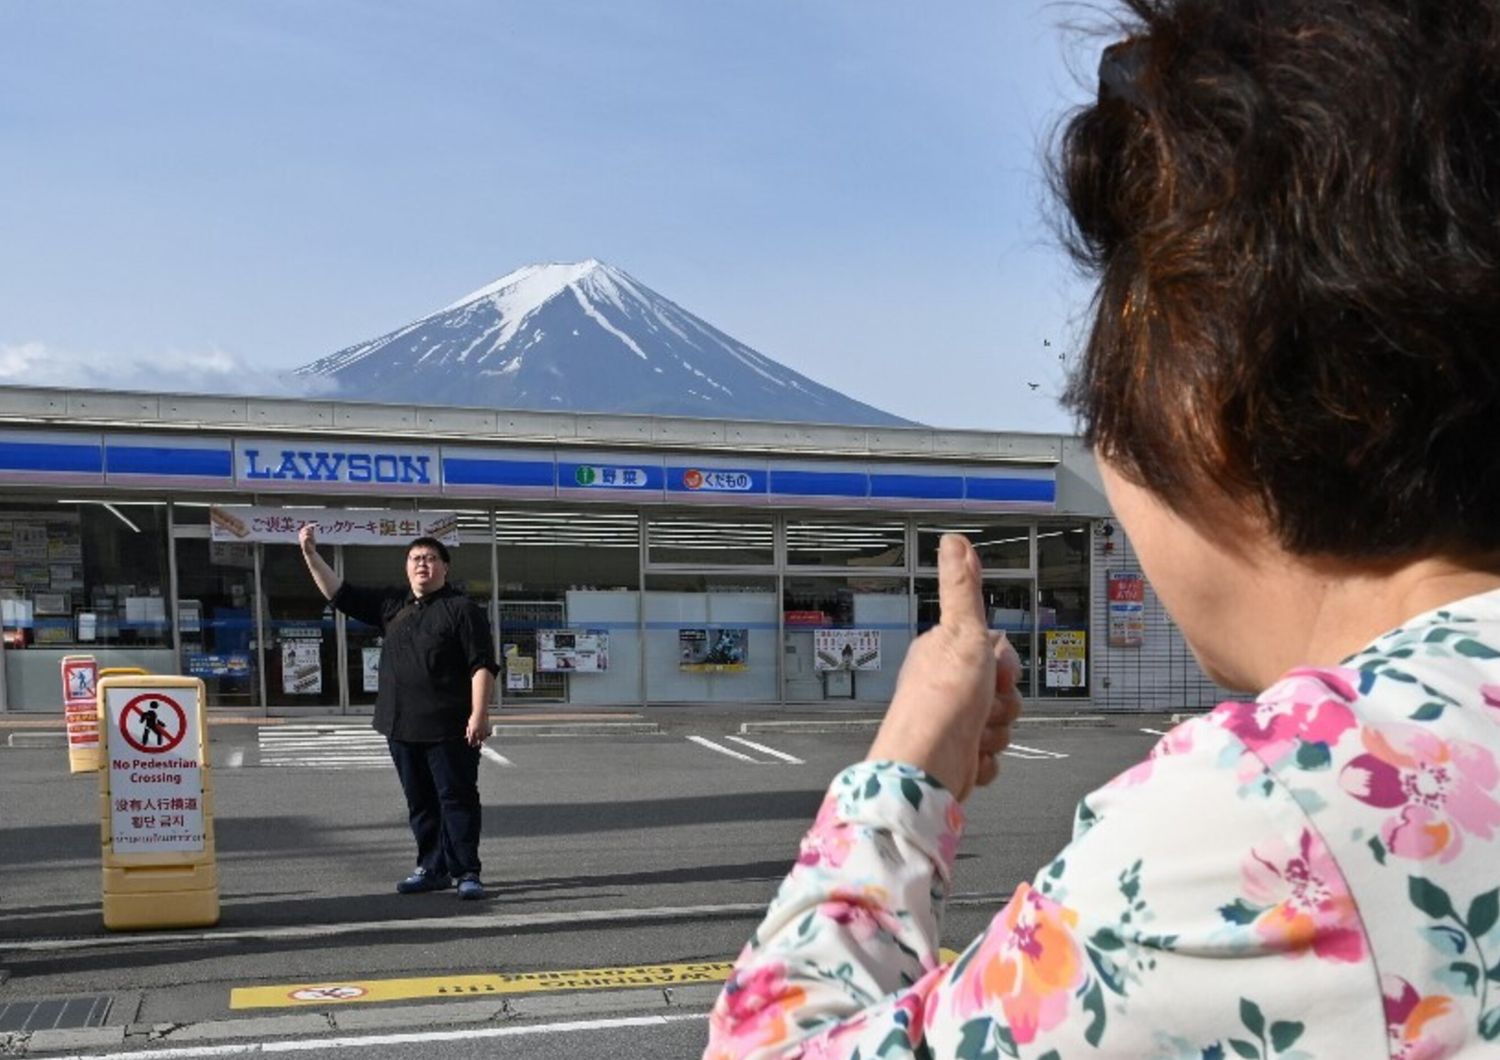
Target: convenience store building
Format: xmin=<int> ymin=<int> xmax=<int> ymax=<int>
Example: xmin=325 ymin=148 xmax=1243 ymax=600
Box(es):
xmin=0 ymin=384 xmax=1224 ymax=715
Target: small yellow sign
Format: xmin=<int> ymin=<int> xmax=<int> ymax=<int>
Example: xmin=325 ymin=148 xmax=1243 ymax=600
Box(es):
xmin=231 ymin=949 xmax=967 ymax=1010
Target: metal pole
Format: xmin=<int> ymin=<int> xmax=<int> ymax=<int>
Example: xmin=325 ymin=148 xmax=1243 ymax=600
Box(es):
xmin=166 ymin=500 xmax=182 ymax=671
xmin=253 ymin=541 xmax=268 ymax=713
xmin=334 ymin=543 xmax=348 ymax=713
xmin=489 ymin=509 xmax=499 ymax=708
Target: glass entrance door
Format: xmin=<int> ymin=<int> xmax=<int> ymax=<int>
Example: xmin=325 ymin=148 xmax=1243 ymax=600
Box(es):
xmin=260 ymin=543 xmax=341 ymax=712
xmin=175 ymin=537 xmax=260 ymax=710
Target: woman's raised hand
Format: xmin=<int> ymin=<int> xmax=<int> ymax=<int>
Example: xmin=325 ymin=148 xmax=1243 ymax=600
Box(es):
xmin=866 ymin=533 xmax=1023 ymax=800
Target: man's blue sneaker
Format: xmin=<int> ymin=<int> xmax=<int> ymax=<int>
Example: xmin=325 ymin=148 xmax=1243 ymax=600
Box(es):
xmin=396 ymin=868 xmax=451 ymax=894
xmin=456 ymin=874 xmax=485 ymax=900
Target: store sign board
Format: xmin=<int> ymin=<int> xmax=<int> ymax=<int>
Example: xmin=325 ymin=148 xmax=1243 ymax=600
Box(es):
xmin=1107 ymin=572 xmax=1146 ymax=648
xmin=233 ymin=441 xmax=440 ymax=493
xmin=665 ymin=463 xmax=768 ymax=497
xmin=556 ymin=453 xmax=664 ymax=499
xmin=209 ymin=506 xmax=459 ymax=546
xmin=104 ymin=684 xmax=207 ymax=853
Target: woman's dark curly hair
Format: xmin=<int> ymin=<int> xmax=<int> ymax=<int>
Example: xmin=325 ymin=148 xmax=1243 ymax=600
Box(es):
xmin=1057 ymin=0 xmax=1500 ymax=559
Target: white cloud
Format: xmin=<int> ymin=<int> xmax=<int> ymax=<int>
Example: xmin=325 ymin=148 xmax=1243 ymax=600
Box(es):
xmin=0 ymin=342 xmax=339 ymax=398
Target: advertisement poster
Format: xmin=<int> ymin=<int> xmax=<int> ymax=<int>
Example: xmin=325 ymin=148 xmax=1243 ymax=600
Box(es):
xmin=537 ymin=629 xmax=609 ymax=672
xmin=281 ymin=640 xmax=322 ymax=695
xmin=813 ymin=629 xmax=882 ymax=671
xmin=186 ymin=653 xmax=250 ymax=679
xmin=679 ymin=628 xmax=749 ymax=672
xmin=362 ymin=648 xmax=381 ymax=693
xmin=505 ymin=656 xmax=535 ymax=692
xmin=1107 ymin=572 xmax=1146 ymax=648
xmin=1045 ymin=630 xmax=1087 ymax=688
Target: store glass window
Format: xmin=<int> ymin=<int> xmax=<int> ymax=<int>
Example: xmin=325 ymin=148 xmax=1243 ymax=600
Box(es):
xmin=646 ymin=515 xmax=773 ymax=567
xmin=783 ymin=575 xmax=908 ymax=703
xmin=786 ymin=519 xmax=906 ymax=569
xmin=1037 ymin=523 xmax=1090 ymax=699
xmin=0 ymin=501 xmax=172 ymax=650
xmin=492 ymin=509 xmax=640 ymax=705
xmin=644 ymin=573 xmax=776 ymax=703
xmin=0 ymin=500 xmax=175 ymax=712
xmin=916 ymin=522 xmax=1031 ymax=572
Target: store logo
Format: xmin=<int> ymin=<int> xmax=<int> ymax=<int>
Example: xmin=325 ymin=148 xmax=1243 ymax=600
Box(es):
xmin=241 ymin=449 xmax=432 ymax=485
xmin=682 ymin=468 xmax=752 ymax=491
xmin=573 ymin=465 xmax=648 ymax=488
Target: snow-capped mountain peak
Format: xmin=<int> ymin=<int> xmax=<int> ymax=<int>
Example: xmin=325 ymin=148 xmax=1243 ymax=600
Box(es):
xmin=293 ymin=261 xmax=913 ymax=426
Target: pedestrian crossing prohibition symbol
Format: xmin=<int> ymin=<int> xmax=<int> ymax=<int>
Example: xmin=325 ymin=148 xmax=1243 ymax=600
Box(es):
xmin=119 ymin=693 xmax=187 ymax=754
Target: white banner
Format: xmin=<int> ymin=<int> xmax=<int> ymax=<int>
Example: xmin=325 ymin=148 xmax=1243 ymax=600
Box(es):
xmin=210 ymin=506 xmax=459 ymax=546
xmin=813 ymin=629 xmax=882 ymax=671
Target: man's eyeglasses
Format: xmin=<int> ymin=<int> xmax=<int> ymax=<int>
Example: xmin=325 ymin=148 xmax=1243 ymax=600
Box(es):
xmin=408 ymin=554 xmax=443 ymax=567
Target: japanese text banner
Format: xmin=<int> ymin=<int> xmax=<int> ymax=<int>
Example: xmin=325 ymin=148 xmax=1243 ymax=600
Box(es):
xmin=209 ymin=507 xmax=460 ymax=546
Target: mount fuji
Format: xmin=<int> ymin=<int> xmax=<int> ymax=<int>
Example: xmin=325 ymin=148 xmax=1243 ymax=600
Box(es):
xmin=292 ymin=260 xmax=914 ymax=426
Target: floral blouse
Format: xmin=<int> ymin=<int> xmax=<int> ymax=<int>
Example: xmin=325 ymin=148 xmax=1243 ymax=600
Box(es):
xmin=705 ymin=592 xmax=1500 ymax=1059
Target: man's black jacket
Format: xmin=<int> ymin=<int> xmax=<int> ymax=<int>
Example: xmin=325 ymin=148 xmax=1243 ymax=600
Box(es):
xmin=331 ymin=582 xmax=498 ymax=742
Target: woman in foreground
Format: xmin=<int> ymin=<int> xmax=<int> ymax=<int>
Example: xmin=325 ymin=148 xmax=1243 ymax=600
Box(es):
xmin=705 ymin=0 xmax=1500 ymax=1055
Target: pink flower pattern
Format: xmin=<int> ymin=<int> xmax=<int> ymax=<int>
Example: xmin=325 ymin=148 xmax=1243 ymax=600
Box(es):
xmin=704 ymin=594 xmax=1500 ymax=1059
xmin=1339 ymin=724 xmax=1500 ymax=862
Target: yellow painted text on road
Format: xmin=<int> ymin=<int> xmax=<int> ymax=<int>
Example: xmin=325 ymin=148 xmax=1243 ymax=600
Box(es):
xmin=232 ymin=949 xmax=964 ymax=1010
xmin=230 ymin=961 xmax=735 ymax=1009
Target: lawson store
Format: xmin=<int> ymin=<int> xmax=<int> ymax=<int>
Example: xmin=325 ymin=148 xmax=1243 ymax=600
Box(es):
xmin=0 ymin=384 xmax=1225 ymax=715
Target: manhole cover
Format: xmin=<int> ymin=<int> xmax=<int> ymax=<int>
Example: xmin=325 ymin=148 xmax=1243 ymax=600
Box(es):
xmin=0 ymin=995 xmax=112 ymax=1032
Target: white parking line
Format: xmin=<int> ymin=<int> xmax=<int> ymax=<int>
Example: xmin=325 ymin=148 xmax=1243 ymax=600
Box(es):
xmin=480 ymin=745 xmax=513 ymax=767
xmin=724 ymin=735 xmax=803 ymax=764
xmin=1002 ymin=742 xmax=1069 ymax=760
xmin=1140 ymin=727 xmax=1170 ymax=737
xmin=686 ymin=735 xmax=760 ymax=762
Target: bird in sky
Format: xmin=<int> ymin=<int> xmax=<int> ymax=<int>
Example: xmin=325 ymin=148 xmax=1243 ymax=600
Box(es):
xmin=1027 ymin=382 xmax=1040 ymax=391
xmin=1042 ymin=339 xmax=1051 ymax=346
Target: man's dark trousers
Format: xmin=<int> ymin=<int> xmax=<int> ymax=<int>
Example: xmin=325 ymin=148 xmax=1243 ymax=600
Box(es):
xmin=387 ymin=737 xmax=482 ymax=879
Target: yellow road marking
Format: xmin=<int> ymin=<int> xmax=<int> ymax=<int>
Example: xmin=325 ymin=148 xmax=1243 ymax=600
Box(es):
xmin=232 ymin=949 xmax=966 ymax=1010
xmin=231 ymin=961 xmax=734 ymax=1009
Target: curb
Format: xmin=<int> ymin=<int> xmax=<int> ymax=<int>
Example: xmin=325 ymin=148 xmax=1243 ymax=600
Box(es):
xmin=5 ymin=732 xmax=64 ymax=749
xmin=11 ymin=985 xmax=722 ymax=1056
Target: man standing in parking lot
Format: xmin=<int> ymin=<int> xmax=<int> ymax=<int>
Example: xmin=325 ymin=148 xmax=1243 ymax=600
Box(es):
xmin=298 ymin=523 xmax=498 ymax=900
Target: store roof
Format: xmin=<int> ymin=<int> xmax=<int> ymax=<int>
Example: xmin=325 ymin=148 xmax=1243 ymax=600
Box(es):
xmin=0 ymin=383 xmax=1074 ymax=466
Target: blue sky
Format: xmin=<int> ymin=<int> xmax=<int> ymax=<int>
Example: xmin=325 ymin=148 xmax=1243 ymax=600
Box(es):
xmin=0 ymin=1 xmax=1102 ymax=433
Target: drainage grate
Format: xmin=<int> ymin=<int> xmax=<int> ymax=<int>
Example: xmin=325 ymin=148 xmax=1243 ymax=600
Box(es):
xmin=0 ymin=995 xmax=113 ymax=1032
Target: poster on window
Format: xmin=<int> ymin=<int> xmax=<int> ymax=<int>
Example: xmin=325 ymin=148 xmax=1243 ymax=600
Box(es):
xmin=505 ymin=655 xmax=535 ymax=691
xmin=282 ymin=639 xmax=322 ymax=695
xmin=679 ymin=627 xmax=749 ymax=672
xmin=537 ymin=629 xmax=609 ymax=672
xmin=813 ymin=629 xmax=882 ymax=671
xmin=361 ymin=647 xmax=381 ymax=693
xmin=1044 ymin=630 xmax=1087 ymax=688
xmin=1107 ymin=572 xmax=1146 ymax=648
